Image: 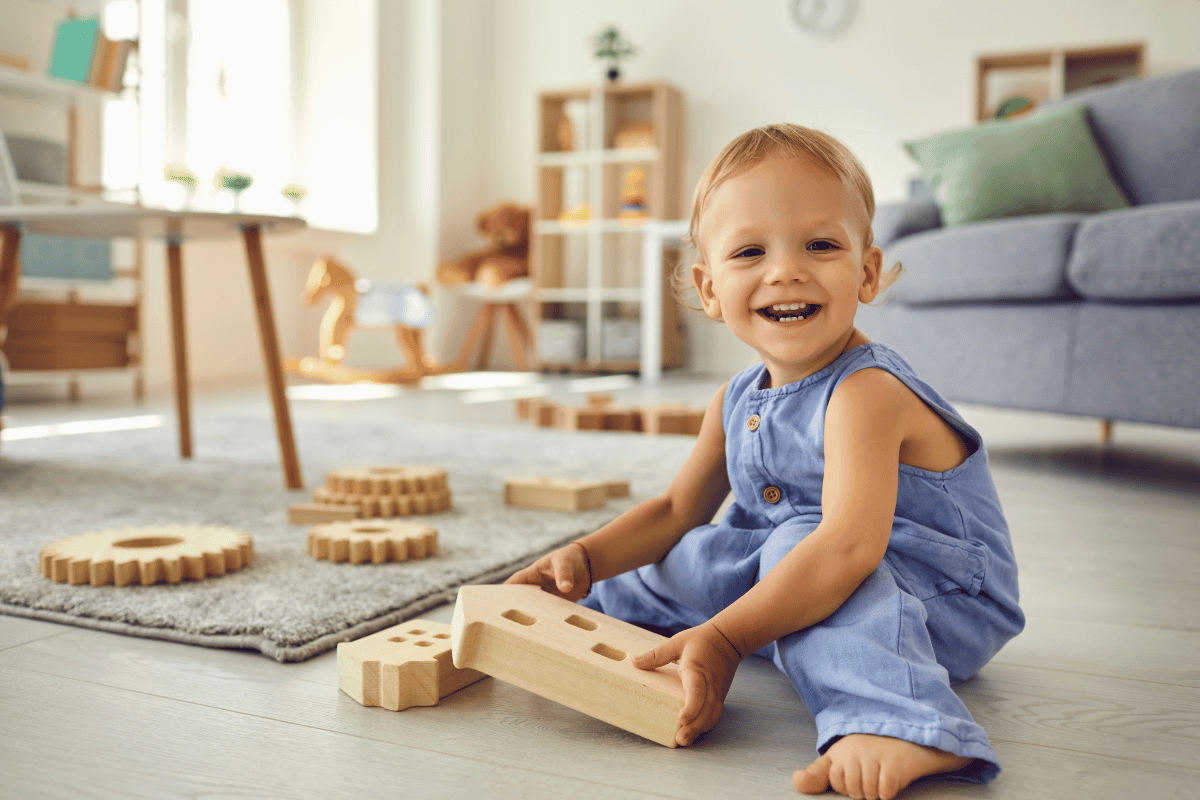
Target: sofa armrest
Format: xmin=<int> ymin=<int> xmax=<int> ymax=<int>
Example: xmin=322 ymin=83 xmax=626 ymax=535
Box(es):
xmin=872 ymin=198 xmax=942 ymax=249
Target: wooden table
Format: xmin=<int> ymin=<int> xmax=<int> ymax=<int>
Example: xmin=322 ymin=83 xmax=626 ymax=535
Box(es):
xmin=0 ymin=205 xmax=307 ymax=489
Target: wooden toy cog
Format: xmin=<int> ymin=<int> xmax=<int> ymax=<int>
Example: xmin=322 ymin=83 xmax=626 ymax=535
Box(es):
xmin=308 ymin=520 xmax=438 ymax=564
xmin=311 ymin=465 xmax=452 ymax=517
xmin=39 ymin=525 xmax=253 ymax=587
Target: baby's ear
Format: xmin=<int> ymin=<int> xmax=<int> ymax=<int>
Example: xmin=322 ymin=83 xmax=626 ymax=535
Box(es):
xmin=858 ymin=245 xmax=883 ymax=303
xmin=692 ymin=262 xmax=723 ymax=320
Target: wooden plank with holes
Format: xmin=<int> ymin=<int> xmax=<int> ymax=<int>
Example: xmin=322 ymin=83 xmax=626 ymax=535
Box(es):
xmin=451 ymin=584 xmax=683 ymax=747
xmin=338 ymin=619 xmax=487 ymax=711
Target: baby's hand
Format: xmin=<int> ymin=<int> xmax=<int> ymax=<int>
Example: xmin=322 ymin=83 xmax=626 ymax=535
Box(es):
xmin=632 ymin=622 xmax=744 ymax=747
xmin=504 ymin=542 xmax=591 ymax=601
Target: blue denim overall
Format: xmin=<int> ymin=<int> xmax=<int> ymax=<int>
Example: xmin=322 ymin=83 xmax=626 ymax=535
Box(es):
xmin=582 ymin=343 xmax=1024 ymax=781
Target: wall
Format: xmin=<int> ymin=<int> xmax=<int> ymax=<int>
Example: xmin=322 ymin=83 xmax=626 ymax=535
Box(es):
xmin=450 ymin=0 xmax=1200 ymax=377
xmin=6 ymin=0 xmax=1200 ymax=399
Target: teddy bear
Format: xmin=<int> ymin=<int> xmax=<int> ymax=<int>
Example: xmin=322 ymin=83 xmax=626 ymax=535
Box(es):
xmin=436 ymin=202 xmax=531 ymax=290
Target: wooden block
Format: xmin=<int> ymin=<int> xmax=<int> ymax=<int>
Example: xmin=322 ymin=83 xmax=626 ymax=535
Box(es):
xmin=338 ymin=619 xmax=487 ymax=711
xmin=555 ymin=405 xmax=606 ymax=431
xmin=602 ymin=408 xmax=642 ymax=432
xmin=604 ymin=480 xmax=631 ymax=498
xmin=642 ymin=404 xmax=705 ymax=436
xmin=39 ymin=526 xmax=253 ymax=587
xmin=533 ymin=400 xmax=558 ymax=427
xmin=504 ymin=477 xmax=608 ymax=511
xmin=307 ymin=520 xmax=438 ymax=564
xmin=288 ymin=502 xmax=361 ymax=524
xmin=451 ymin=584 xmax=684 ymax=747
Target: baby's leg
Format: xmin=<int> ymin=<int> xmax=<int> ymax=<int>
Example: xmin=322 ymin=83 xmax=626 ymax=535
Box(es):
xmin=759 ymin=553 xmax=999 ymax=796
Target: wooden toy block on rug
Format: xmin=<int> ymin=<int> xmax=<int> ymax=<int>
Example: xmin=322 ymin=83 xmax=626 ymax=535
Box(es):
xmin=310 ymin=465 xmax=452 ymax=518
xmin=39 ymin=526 xmax=254 ymax=587
xmin=338 ymin=619 xmax=487 ymax=711
xmin=288 ymin=502 xmax=361 ymax=524
xmin=641 ymin=404 xmax=705 ymax=436
xmin=504 ymin=476 xmax=608 ymax=511
xmin=451 ymin=584 xmax=684 ymax=747
xmin=308 ymin=520 xmax=438 ymax=564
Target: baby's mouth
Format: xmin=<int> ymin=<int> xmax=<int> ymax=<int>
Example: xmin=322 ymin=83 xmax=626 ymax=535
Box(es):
xmin=758 ymin=302 xmax=821 ymax=323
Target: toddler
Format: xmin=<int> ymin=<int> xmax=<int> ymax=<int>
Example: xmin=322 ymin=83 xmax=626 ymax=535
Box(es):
xmin=508 ymin=123 xmax=1024 ymax=799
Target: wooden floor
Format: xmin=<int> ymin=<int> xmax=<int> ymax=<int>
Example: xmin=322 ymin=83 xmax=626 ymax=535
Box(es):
xmin=1 ymin=376 xmax=1198 ymax=799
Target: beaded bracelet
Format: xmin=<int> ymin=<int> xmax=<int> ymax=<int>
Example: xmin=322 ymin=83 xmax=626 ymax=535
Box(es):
xmin=571 ymin=540 xmax=594 ymax=599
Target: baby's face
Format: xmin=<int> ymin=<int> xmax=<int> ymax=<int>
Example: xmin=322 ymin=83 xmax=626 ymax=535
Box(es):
xmin=693 ymin=155 xmax=882 ymax=387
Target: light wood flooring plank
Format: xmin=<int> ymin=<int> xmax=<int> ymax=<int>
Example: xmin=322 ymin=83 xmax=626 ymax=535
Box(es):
xmin=991 ymin=616 xmax=1200 ymax=688
xmin=0 ymin=663 xmax=683 ymax=800
xmin=0 ymin=628 xmax=812 ymax=799
xmin=956 ymin=662 xmax=1200 ymax=769
xmin=0 ymin=613 xmax=73 ymax=651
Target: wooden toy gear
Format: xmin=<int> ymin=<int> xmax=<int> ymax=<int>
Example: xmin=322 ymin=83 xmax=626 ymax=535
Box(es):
xmin=39 ymin=525 xmax=254 ymax=587
xmin=308 ymin=519 xmax=438 ymax=564
xmin=311 ymin=465 xmax=451 ymax=518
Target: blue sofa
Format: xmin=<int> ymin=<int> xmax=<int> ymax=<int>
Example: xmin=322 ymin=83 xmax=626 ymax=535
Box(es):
xmin=858 ymin=67 xmax=1200 ymax=431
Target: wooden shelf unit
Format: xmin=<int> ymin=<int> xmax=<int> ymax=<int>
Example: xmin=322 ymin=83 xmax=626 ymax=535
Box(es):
xmin=975 ymin=42 xmax=1144 ymax=121
xmin=530 ymin=81 xmax=686 ymax=374
xmin=0 ymin=1 xmax=144 ymax=398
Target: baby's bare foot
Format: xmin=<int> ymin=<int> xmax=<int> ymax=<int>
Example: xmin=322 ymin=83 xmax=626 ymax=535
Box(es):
xmin=792 ymin=734 xmax=973 ymax=799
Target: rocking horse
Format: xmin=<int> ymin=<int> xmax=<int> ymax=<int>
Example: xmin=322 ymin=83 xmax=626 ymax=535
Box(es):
xmin=288 ymin=257 xmax=443 ymax=384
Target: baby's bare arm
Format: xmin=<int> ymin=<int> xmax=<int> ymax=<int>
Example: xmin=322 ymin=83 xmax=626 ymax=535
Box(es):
xmin=509 ymin=384 xmax=731 ymax=596
xmin=710 ymin=369 xmax=913 ymax=656
xmin=574 ymin=384 xmax=731 ymax=583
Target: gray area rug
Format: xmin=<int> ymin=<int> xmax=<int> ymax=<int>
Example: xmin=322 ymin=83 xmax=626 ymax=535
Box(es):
xmin=0 ymin=403 xmax=693 ymax=661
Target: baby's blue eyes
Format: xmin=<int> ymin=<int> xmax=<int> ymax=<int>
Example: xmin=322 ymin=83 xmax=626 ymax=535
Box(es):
xmin=732 ymin=241 xmax=838 ymax=258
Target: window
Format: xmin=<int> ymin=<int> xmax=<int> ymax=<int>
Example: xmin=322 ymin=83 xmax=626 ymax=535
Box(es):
xmin=103 ymin=0 xmax=377 ymax=233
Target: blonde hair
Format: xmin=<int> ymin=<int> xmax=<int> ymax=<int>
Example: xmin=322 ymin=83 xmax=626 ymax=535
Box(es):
xmin=680 ymin=123 xmax=901 ymax=301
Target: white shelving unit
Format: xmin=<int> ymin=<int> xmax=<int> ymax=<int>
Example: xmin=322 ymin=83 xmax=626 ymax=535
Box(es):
xmin=530 ymin=81 xmax=686 ymax=375
xmin=0 ymin=0 xmax=144 ymax=398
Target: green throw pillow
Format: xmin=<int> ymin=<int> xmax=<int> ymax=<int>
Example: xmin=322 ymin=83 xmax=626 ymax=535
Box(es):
xmin=904 ymin=103 xmax=1129 ymax=227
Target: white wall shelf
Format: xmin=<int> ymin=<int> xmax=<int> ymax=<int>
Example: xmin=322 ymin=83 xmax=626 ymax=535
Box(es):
xmin=530 ymin=81 xmax=686 ymax=377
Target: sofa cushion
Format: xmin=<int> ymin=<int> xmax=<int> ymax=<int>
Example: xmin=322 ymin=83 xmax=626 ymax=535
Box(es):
xmin=872 ymin=198 xmax=942 ymax=250
xmin=885 ymin=214 xmax=1084 ymax=305
xmin=903 ymin=103 xmax=1129 ymax=227
xmin=1045 ymin=68 xmax=1200 ymax=206
xmin=1067 ymin=201 xmax=1200 ymax=301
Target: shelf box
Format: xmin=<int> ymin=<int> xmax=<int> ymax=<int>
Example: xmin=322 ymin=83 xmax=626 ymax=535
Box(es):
xmin=2 ymin=300 xmax=137 ymax=371
xmin=536 ymin=319 xmax=584 ymax=364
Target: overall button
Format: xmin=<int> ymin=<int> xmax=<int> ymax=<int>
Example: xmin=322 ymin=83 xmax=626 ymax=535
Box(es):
xmin=746 ymin=414 xmax=761 ymax=431
xmin=763 ymin=485 xmax=781 ymax=504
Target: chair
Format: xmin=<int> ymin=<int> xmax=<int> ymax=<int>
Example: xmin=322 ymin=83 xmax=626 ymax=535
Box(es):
xmin=450 ymin=277 xmax=533 ymax=371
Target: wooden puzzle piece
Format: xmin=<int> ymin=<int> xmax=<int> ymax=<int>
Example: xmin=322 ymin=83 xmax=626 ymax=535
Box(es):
xmin=39 ymin=526 xmax=254 ymax=587
xmin=310 ymin=464 xmax=452 ymax=518
xmin=307 ymin=520 xmax=438 ymax=564
xmin=288 ymin=502 xmax=361 ymax=524
xmin=338 ymin=619 xmax=487 ymax=711
xmin=504 ymin=476 xmax=608 ymax=511
xmin=451 ymin=584 xmax=684 ymax=747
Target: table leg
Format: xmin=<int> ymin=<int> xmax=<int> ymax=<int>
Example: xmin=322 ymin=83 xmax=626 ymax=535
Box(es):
xmin=241 ymin=225 xmax=303 ymax=490
xmin=165 ymin=241 xmax=193 ymax=458
xmin=0 ymin=225 xmax=20 ymax=325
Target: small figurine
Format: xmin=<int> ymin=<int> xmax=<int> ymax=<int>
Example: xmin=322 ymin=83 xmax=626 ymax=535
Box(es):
xmin=593 ymin=26 xmax=635 ymax=82
xmin=618 ymin=166 xmax=648 ymax=221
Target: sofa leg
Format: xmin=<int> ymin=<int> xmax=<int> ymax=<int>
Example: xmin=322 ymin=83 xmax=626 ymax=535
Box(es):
xmin=1099 ymin=419 xmax=1115 ymax=446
